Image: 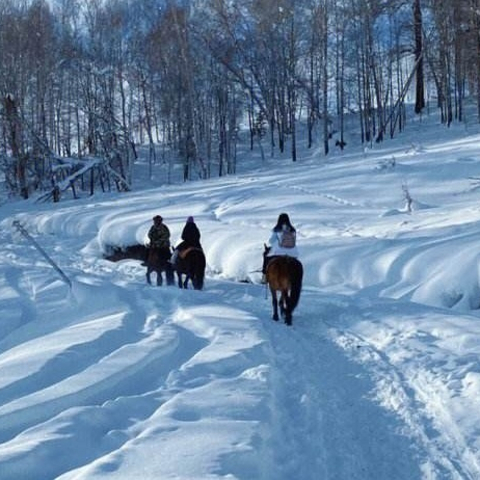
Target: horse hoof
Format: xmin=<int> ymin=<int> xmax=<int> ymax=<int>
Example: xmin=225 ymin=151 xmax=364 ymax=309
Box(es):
xmin=272 ymin=316 xmax=279 ymax=321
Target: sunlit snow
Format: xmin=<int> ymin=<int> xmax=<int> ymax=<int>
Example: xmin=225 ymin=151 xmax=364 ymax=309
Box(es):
xmin=2 ymin=115 xmax=480 ymax=479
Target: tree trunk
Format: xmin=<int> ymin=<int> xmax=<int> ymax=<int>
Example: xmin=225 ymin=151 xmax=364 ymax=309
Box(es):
xmin=413 ymin=0 xmax=425 ymax=114
xmin=4 ymin=94 xmax=28 ymax=198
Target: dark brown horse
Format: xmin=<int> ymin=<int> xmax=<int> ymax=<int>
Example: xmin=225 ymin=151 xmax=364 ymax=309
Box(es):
xmin=175 ymin=247 xmax=206 ymax=290
xmin=264 ymin=245 xmax=303 ymax=325
xmin=146 ymin=247 xmax=175 ymax=286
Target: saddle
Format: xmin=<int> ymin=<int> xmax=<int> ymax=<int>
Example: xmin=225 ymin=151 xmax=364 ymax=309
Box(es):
xmin=178 ymin=246 xmax=201 ymax=260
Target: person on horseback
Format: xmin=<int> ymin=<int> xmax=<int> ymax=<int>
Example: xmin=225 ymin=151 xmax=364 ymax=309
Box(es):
xmin=262 ymin=213 xmax=299 ymax=283
xmin=148 ymin=215 xmax=171 ymax=263
xmin=170 ymin=216 xmax=202 ymax=266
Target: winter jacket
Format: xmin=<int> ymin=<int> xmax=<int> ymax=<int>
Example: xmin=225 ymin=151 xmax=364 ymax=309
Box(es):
xmin=177 ymin=222 xmax=201 ymax=250
xmin=148 ymin=223 xmax=170 ymax=249
xmin=266 ymin=225 xmax=299 ymax=258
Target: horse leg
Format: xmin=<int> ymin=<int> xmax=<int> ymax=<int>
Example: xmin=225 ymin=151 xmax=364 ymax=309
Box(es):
xmin=280 ymin=291 xmax=287 ymax=319
xmin=284 ymin=293 xmax=293 ymax=326
xmin=156 ymin=270 xmax=163 ymax=286
xmin=166 ymin=264 xmax=175 ymax=286
xmin=271 ymin=290 xmax=279 ymax=321
xmin=146 ymin=267 xmax=152 ymax=285
xmin=284 ymin=305 xmax=292 ymax=326
xmin=177 ymin=273 xmax=188 ymax=289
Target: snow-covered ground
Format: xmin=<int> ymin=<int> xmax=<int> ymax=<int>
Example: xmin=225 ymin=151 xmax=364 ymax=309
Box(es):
xmin=2 ymin=116 xmax=480 ymax=479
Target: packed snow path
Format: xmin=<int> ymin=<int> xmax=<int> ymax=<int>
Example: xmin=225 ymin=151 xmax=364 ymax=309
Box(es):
xmin=0 ymin=244 xmax=476 ymax=479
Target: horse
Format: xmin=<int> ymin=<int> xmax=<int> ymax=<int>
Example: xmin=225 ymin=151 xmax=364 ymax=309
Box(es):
xmin=175 ymin=247 xmax=206 ymax=290
xmin=146 ymin=247 xmax=175 ymax=286
xmin=264 ymin=245 xmax=303 ymax=325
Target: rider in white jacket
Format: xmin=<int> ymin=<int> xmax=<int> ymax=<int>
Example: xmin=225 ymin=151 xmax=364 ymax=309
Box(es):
xmin=267 ymin=224 xmax=299 ymax=258
xmin=262 ymin=213 xmax=299 ymax=282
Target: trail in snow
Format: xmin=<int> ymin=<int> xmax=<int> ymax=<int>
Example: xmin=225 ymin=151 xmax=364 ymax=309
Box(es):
xmin=326 ymin=296 xmax=480 ymax=479
xmin=3 ymin=119 xmax=480 ymax=478
xmin=262 ymin=290 xmax=424 ymax=480
xmin=0 ymin=249 xmax=432 ymax=480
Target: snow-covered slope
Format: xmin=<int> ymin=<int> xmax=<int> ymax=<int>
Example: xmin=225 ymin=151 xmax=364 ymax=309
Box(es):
xmin=1 ymin=117 xmax=480 ymax=479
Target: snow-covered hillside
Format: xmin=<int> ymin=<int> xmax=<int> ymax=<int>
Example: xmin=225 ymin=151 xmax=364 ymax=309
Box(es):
xmin=1 ymin=117 xmax=480 ymax=479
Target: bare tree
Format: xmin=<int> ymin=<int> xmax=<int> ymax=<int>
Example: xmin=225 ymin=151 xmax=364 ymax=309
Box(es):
xmin=4 ymin=0 xmax=480 ymax=201
xmin=413 ymin=0 xmax=425 ymax=114
xmin=3 ymin=94 xmax=27 ymax=198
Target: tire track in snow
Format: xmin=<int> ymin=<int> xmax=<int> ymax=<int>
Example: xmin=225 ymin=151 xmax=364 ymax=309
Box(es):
xmin=261 ymin=290 xmax=424 ymax=480
xmin=323 ymin=297 xmax=480 ymax=480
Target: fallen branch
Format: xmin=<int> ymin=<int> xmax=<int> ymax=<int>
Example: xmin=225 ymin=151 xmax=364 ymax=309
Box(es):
xmin=13 ymin=220 xmax=72 ymax=289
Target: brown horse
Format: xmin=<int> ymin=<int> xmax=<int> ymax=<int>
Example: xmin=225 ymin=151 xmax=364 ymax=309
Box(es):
xmin=264 ymin=245 xmax=303 ymax=325
xmin=175 ymin=247 xmax=206 ymax=290
xmin=146 ymin=247 xmax=175 ymax=286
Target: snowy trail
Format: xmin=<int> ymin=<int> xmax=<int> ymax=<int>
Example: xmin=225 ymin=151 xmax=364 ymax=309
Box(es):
xmin=261 ymin=291 xmax=424 ymax=480
xmin=3 ymin=122 xmax=480 ymax=478
xmin=326 ymin=296 xmax=480 ymax=480
xmin=0 ymin=252 xmax=433 ymax=480
xmin=0 ymin=219 xmax=475 ymax=479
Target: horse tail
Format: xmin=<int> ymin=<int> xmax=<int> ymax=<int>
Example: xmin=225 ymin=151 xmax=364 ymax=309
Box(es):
xmin=289 ymin=259 xmax=303 ymax=311
xmin=193 ymin=249 xmax=206 ymax=290
xmin=199 ymin=251 xmax=206 ymax=289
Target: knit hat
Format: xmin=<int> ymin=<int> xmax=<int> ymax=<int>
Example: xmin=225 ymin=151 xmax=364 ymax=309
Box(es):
xmin=153 ymin=215 xmax=163 ymax=222
xmin=187 ymin=216 xmax=194 ymax=223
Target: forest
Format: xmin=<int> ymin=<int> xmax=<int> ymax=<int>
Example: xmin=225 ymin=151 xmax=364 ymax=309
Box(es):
xmin=0 ymin=0 xmax=478 ymax=200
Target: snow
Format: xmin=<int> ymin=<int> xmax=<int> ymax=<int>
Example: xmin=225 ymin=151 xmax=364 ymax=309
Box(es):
xmin=2 ymin=116 xmax=480 ymax=479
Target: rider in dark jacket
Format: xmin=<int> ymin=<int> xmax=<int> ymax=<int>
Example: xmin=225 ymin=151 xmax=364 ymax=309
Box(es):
xmin=179 ymin=216 xmax=201 ymax=249
xmin=148 ymin=215 xmax=170 ymax=249
xmin=171 ymin=216 xmax=202 ymax=265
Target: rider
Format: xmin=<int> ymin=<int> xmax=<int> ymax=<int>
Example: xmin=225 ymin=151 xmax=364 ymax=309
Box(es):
xmin=148 ymin=215 xmax=171 ymax=263
xmin=171 ymin=216 xmax=202 ymax=266
xmin=262 ymin=212 xmax=299 ymax=283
